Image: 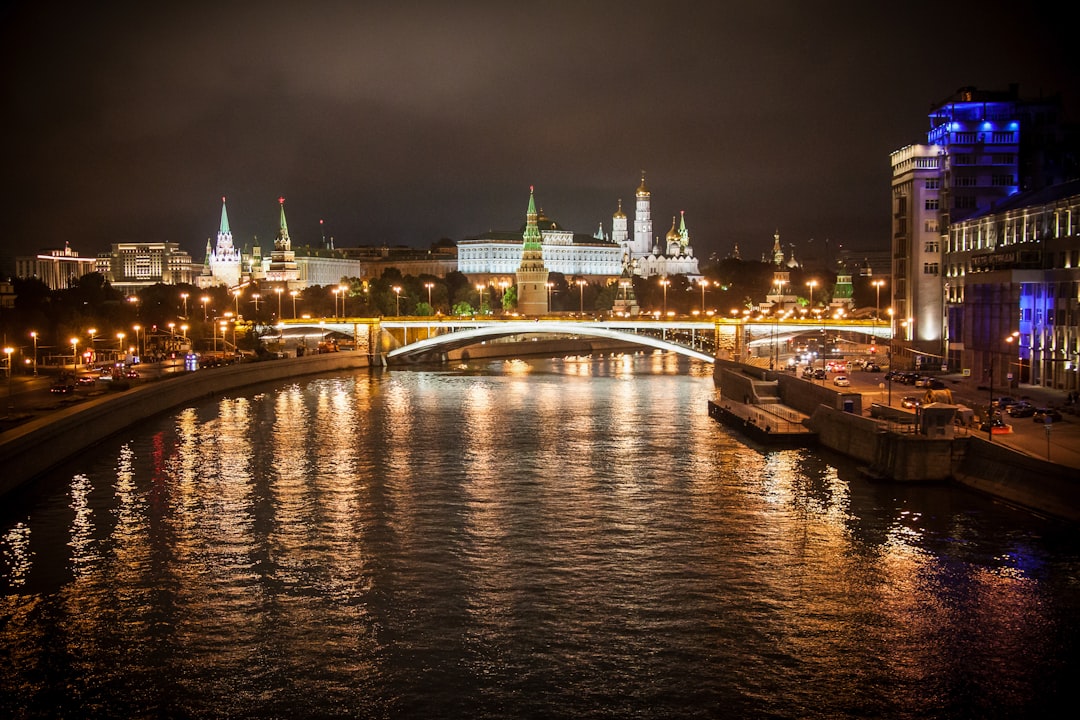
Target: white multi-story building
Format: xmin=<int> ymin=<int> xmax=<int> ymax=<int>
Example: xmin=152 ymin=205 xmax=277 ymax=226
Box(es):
xmin=890 ymin=86 xmax=1024 ymax=369
xmin=14 ymin=242 xmax=97 ymax=289
xmin=96 ymin=242 xmax=199 ymax=291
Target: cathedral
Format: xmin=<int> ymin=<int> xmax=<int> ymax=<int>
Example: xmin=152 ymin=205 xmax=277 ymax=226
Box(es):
xmin=609 ymin=172 xmax=700 ymax=279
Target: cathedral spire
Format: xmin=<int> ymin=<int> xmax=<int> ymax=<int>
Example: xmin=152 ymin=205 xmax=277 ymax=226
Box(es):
xmin=522 ymin=185 xmax=543 ymax=250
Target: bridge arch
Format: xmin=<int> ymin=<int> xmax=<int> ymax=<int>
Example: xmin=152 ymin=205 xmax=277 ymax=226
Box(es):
xmin=384 ymin=321 xmax=716 ymax=363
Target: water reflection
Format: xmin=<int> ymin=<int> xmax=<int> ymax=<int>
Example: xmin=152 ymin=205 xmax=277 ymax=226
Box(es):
xmin=0 ymin=355 xmax=1076 ymax=719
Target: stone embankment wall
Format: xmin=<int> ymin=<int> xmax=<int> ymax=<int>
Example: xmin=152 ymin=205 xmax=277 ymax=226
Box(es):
xmin=953 ymin=437 xmax=1080 ymax=523
xmin=0 ymin=352 xmax=373 ymax=497
xmin=806 ymin=406 xmax=959 ymax=482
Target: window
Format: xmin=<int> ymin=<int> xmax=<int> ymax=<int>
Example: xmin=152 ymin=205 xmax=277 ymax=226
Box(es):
xmin=955 ymin=196 xmax=977 ymax=209
xmin=953 ymin=154 xmax=974 ymax=165
xmin=991 ymin=131 xmax=1015 ymax=143
xmin=925 ymin=219 xmax=939 ymax=233
xmin=924 ymin=241 xmax=939 ymax=253
xmin=923 ymin=263 xmax=939 ymax=275
xmin=925 ymin=199 xmax=939 ymax=211
xmin=924 ymin=178 xmax=940 ymax=189
xmin=992 ymin=175 xmax=1015 ymax=186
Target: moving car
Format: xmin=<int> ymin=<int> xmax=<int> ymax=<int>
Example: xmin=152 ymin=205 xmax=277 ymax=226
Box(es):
xmin=862 ymin=363 xmax=881 ymax=372
xmin=1032 ymin=408 xmax=1062 ymax=423
xmin=76 ymin=375 xmax=97 ymax=386
xmin=900 ymin=396 xmax=921 ymax=409
xmin=812 ymin=368 xmax=826 ymax=380
xmin=50 ymin=382 xmax=75 ymax=394
xmin=833 ymin=375 xmax=850 ymax=387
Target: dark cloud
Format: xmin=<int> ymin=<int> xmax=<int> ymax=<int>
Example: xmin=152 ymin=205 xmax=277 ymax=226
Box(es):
xmin=1 ymin=1 xmax=1075 ymax=264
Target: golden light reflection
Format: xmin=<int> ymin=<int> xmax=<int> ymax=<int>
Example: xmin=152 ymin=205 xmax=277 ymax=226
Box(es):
xmin=2 ymin=521 xmax=33 ymax=587
xmin=68 ymin=474 xmax=96 ymax=579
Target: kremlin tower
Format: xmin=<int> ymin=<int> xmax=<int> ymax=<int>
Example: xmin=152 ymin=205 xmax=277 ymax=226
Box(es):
xmin=515 ymin=186 xmax=550 ymax=316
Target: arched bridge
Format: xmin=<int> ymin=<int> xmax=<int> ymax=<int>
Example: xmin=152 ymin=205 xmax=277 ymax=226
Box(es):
xmin=276 ymin=316 xmax=893 ymax=365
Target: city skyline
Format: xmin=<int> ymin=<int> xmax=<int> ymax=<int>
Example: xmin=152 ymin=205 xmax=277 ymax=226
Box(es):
xmin=2 ymin=1 xmax=1075 ymax=264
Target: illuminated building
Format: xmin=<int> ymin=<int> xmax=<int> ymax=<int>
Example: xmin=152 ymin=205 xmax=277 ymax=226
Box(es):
xmin=95 ymin=241 xmax=199 ymax=291
xmin=198 ymin=196 xmax=242 ymax=288
xmin=612 ymin=172 xmax=700 ymax=278
xmin=14 ymin=242 xmax=96 ymax=289
xmin=944 ymin=179 xmax=1080 ymax=393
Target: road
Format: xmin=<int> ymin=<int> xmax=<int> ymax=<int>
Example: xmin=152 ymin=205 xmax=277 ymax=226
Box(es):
xmin=801 ymin=363 xmax=1080 ymax=469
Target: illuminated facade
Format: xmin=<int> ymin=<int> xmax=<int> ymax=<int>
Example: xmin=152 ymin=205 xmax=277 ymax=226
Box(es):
xmin=265 ymin=197 xmax=299 ymax=286
xmin=890 ymin=87 xmax=1023 ymax=368
xmin=944 ymin=180 xmax=1080 ymax=393
xmin=14 ymin=242 xmax=96 ymax=289
xmin=95 ymin=241 xmax=199 ymax=291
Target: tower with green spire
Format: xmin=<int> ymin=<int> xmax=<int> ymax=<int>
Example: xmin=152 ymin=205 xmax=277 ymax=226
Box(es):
xmin=207 ymin=196 xmax=241 ymax=288
xmin=266 ymin=196 xmax=298 ymax=285
xmin=515 ymin=186 xmax=550 ymax=316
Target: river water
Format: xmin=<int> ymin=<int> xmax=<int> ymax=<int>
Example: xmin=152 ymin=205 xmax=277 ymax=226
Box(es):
xmin=1 ymin=353 xmax=1078 ymax=719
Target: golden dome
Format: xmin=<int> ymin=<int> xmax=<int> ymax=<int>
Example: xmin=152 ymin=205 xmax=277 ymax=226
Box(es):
xmin=665 ymin=217 xmax=678 ymax=241
xmin=613 ymin=198 xmax=626 ymax=218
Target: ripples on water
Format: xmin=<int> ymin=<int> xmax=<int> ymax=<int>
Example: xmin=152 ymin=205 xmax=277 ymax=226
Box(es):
xmin=1 ymin=354 xmax=1078 ymax=719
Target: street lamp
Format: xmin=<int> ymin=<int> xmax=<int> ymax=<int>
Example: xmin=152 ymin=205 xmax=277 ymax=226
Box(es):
xmin=290 ymin=290 xmax=299 ymax=319
xmin=424 ymin=282 xmax=434 ymax=308
xmin=116 ymin=332 xmax=125 ymax=361
xmin=133 ymin=325 xmax=141 ymax=359
xmin=275 ymin=287 xmax=283 ymax=319
xmin=393 ymin=286 xmax=402 ymax=316
xmin=233 ymin=289 xmax=242 ymax=315
xmin=201 ymin=296 xmax=209 ymax=321
xmin=337 ymin=285 xmax=347 ymax=317
xmin=699 ymin=278 xmax=709 ymax=313
xmin=806 ymin=280 xmax=817 ymax=311
xmin=30 ymin=331 xmax=38 ymax=375
xmin=71 ymin=338 xmax=79 ymax=370
xmin=476 ymin=284 xmax=485 ymax=315
xmin=660 ymin=277 xmax=670 ymax=315
xmin=180 ymin=292 xmax=189 ymax=319
xmin=331 ymin=287 xmax=341 ymax=318
xmin=576 ymin=279 xmax=586 ymax=315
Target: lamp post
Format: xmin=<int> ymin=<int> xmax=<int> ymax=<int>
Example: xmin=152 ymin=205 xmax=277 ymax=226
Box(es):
xmin=290 ymin=290 xmax=298 ymax=319
xmin=4 ymin=347 xmax=12 ymax=411
xmin=116 ymin=332 xmax=125 ymax=362
xmin=232 ymin=289 xmax=241 ymax=316
xmin=545 ymin=282 xmax=553 ymax=309
xmin=201 ymin=296 xmax=209 ymax=321
xmin=424 ymin=282 xmax=434 ymax=309
xmin=871 ymin=279 xmax=885 ymax=353
xmin=476 ymin=284 xmax=485 ymax=315
xmin=660 ymin=277 xmax=669 ymax=316
xmin=331 ymin=287 xmax=341 ymax=318
xmin=133 ymin=325 xmax=141 ymax=359
xmin=577 ymin=279 xmax=586 ymax=315
xmin=337 ymin=285 xmax=347 ymax=317
xmin=806 ymin=280 xmax=817 ymax=312
xmin=71 ymin=338 xmax=79 ymax=370
xmin=699 ymin=278 xmax=708 ymax=313
xmin=30 ymin=331 xmax=38 ymax=375
xmin=393 ymin=286 xmax=402 ymax=316
xmin=180 ymin=292 xmax=189 ymax=319
xmin=252 ymin=294 xmax=261 ymax=319
xmin=275 ymin=287 xmax=283 ymax=319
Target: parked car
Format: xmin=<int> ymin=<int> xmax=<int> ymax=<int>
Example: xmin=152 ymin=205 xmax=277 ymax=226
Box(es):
xmin=833 ymin=375 xmax=851 ymax=387
xmin=979 ymin=416 xmax=1012 ymax=433
xmin=992 ymin=396 xmax=1017 ymax=408
xmin=914 ymin=376 xmax=933 ymax=387
xmin=802 ymin=366 xmax=815 ymax=379
xmin=1032 ymin=408 xmax=1063 ymax=423
xmin=901 ymin=396 xmax=921 ymax=409
xmin=862 ymin=363 xmax=881 ymax=372
xmin=1007 ymin=402 xmax=1035 ymax=418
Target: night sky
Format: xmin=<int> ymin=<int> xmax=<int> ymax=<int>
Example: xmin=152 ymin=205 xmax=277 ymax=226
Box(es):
xmin=1 ymin=1 xmax=1075 ymax=266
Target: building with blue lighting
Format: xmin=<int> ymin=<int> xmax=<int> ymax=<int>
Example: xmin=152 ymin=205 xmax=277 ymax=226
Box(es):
xmin=889 ymin=85 xmax=1072 ymax=370
xmin=945 ymin=179 xmax=1080 ymax=394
